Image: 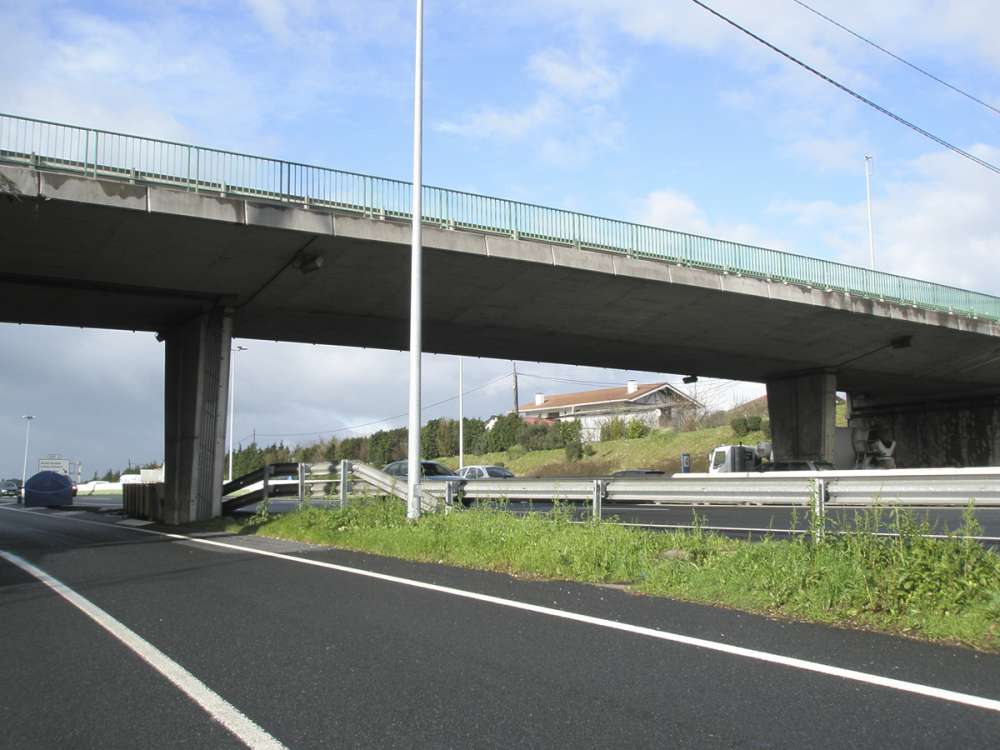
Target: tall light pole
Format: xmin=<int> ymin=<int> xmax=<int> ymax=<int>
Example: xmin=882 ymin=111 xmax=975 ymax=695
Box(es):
xmin=20 ymin=415 xmax=34 ymax=503
xmin=406 ymin=0 xmax=424 ymax=521
xmin=228 ymin=344 xmax=248 ymax=482
xmin=458 ymin=357 xmax=464 ymax=470
xmin=864 ymin=154 xmax=875 ymax=270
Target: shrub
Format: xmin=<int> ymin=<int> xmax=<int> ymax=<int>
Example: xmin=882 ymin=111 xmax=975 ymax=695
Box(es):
xmin=600 ymin=417 xmax=627 ymax=442
xmin=746 ymin=416 xmax=762 ymax=432
xmin=761 ymin=419 xmax=771 ymax=438
xmin=564 ymin=439 xmax=583 ymax=462
xmin=625 ymin=419 xmax=650 ymax=439
xmin=731 ymin=417 xmax=750 ymax=437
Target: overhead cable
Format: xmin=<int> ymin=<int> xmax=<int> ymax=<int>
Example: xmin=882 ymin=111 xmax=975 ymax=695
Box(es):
xmin=689 ymin=0 xmax=1000 ymax=177
xmin=789 ymin=0 xmax=1000 ymax=118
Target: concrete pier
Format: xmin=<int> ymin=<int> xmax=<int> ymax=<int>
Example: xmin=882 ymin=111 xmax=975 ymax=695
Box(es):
xmin=162 ymin=309 xmax=232 ymax=524
xmin=766 ymin=372 xmax=838 ymax=464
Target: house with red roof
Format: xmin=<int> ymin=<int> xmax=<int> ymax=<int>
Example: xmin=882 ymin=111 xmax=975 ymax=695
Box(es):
xmin=517 ymin=380 xmax=700 ymax=441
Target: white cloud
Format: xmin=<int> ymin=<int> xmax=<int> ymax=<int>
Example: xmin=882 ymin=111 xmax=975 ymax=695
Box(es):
xmin=639 ymin=189 xmax=783 ymax=249
xmin=528 ymin=48 xmax=624 ymax=100
xmin=436 ymin=94 xmax=562 ymax=140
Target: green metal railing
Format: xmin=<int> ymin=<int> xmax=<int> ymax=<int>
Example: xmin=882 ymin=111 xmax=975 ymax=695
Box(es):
xmin=2 ymin=111 xmax=998 ymax=320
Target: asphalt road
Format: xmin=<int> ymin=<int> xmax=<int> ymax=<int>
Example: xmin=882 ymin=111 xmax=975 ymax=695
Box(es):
xmin=2 ymin=502 xmax=999 ymax=748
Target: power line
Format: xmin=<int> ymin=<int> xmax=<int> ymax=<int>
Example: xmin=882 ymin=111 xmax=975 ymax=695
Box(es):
xmin=689 ymin=0 xmax=1000 ymax=177
xmin=516 ymin=372 xmax=630 ymax=388
xmin=789 ymin=0 xmax=1000 ymax=118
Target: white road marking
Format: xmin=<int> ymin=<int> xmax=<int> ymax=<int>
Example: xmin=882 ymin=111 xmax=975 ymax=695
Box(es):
xmin=0 ymin=547 xmax=288 ymax=750
xmin=4 ymin=505 xmax=1000 ymax=714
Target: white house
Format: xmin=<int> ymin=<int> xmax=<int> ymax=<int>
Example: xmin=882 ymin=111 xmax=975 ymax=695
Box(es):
xmin=518 ymin=380 xmax=700 ymax=441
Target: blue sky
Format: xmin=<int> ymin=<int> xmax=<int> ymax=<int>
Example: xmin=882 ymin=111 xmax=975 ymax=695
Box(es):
xmin=3 ymin=0 xmax=1000 ymax=476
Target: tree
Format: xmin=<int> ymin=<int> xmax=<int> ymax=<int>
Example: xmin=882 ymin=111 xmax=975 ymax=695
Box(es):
xmin=487 ymin=414 xmax=522 ymax=452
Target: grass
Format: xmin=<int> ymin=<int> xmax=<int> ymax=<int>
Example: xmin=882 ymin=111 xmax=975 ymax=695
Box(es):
xmin=435 ymin=424 xmax=752 ymax=476
xmin=217 ymin=498 xmax=1000 ymax=651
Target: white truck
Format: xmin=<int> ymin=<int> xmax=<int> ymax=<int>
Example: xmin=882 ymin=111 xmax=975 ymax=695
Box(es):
xmin=709 ymin=426 xmax=896 ymax=474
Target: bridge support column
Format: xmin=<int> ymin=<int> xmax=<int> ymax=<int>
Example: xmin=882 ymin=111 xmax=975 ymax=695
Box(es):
xmin=766 ymin=372 xmax=837 ymax=464
xmin=161 ymin=309 xmax=232 ymax=524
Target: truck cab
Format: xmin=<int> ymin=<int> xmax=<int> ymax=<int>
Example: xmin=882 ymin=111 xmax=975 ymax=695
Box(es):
xmin=709 ymin=444 xmax=764 ymax=473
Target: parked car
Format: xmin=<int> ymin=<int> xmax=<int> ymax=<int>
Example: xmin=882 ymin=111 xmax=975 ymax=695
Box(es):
xmin=382 ymin=460 xmax=469 ymax=507
xmin=382 ymin=460 xmax=463 ymax=481
xmin=457 ymin=465 xmax=515 ymax=480
xmin=0 ymin=480 xmax=19 ymax=497
xmin=611 ymin=469 xmax=665 ymax=478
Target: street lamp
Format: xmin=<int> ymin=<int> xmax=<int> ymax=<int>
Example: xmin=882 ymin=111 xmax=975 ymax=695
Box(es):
xmin=864 ymin=155 xmax=875 ymax=270
xmin=20 ymin=415 xmax=34 ymax=503
xmin=406 ymin=0 xmax=424 ymax=520
xmin=228 ymin=345 xmax=248 ymax=482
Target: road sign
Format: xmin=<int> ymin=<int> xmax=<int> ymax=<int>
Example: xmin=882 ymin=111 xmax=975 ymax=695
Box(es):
xmin=38 ymin=455 xmax=69 ymax=475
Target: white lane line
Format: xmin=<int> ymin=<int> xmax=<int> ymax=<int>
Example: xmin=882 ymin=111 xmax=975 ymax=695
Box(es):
xmin=0 ymin=548 xmax=288 ymax=750
xmin=4 ymin=506 xmax=1000 ymax=715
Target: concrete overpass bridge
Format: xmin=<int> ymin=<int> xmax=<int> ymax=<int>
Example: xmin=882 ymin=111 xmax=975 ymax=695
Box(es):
xmin=2 ymin=113 xmax=999 ymax=522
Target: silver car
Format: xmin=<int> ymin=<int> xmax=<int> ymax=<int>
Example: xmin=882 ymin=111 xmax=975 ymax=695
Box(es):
xmin=457 ymin=465 xmax=515 ymax=480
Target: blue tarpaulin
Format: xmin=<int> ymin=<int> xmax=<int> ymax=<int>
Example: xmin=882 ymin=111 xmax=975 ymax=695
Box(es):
xmin=24 ymin=471 xmax=73 ymax=507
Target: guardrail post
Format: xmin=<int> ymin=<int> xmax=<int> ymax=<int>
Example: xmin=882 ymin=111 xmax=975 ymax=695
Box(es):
xmin=262 ymin=465 xmax=271 ymax=503
xmin=339 ymin=459 xmax=351 ymax=508
xmin=297 ymin=463 xmax=306 ymax=504
xmin=592 ymin=479 xmax=605 ymax=521
xmin=444 ymin=480 xmax=456 ymax=514
xmin=813 ymin=478 xmax=826 ymax=541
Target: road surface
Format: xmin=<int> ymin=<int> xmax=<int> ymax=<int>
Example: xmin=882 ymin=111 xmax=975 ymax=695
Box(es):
xmin=2 ymin=502 xmax=999 ymax=748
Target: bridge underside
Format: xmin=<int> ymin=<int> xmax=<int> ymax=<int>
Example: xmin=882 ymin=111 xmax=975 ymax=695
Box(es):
xmin=3 ymin=166 xmax=1000 ymax=518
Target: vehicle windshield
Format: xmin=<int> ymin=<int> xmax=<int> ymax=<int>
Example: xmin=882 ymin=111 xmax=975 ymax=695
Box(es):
xmin=421 ymin=462 xmax=454 ymax=477
xmin=485 ymin=467 xmax=513 ymax=478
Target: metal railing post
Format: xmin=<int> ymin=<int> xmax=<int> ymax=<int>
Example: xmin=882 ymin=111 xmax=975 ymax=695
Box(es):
xmin=297 ymin=463 xmax=306 ymax=504
xmin=339 ymin=459 xmax=351 ymax=508
xmin=262 ymin=464 xmax=271 ymax=503
xmin=592 ymin=479 xmax=604 ymax=521
xmin=444 ymin=480 xmax=455 ymax=514
xmin=813 ymin=478 xmax=826 ymax=541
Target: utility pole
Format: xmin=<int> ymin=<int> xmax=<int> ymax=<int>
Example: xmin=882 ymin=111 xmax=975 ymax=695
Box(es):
xmin=20 ymin=415 xmax=34 ymax=503
xmin=405 ymin=0 xmax=424 ymax=521
xmin=458 ymin=357 xmax=464 ymax=469
xmin=865 ymin=154 xmax=875 ymax=270
xmin=512 ymin=361 xmax=519 ymax=415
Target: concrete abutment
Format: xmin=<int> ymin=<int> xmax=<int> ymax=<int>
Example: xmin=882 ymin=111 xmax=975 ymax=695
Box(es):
xmin=849 ymin=394 xmax=1000 ymax=468
xmin=161 ymin=308 xmax=231 ymax=524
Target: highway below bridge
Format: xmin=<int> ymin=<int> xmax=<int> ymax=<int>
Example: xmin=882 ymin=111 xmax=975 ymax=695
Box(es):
xmin=2 ymin=503 xmax=1000 ymax=749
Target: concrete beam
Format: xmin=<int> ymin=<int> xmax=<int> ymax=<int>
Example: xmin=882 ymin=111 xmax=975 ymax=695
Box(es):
xmin=162 ymin=308 xmax=231 ymax=524
xmin=766 ymin=372 xmax=837 ymax=464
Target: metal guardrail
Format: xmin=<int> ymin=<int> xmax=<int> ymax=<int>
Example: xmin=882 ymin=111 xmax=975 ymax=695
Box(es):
xmin=606 ymin=476 xmax=817 ymax=505
xmin=826 ymin=473 xmax=1000 ymax=507
xmin=2 ymin=111 xmax=999 ymax=321
xmin=450 ymin=478 xmax=595 ymax=503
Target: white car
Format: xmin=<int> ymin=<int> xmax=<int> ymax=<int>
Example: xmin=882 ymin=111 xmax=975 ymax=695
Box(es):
xmin=457 ymin=465 xmax=515 ymax=480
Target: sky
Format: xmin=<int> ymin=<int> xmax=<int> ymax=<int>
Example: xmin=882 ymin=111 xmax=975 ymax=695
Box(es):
xmin=2 ymin=0 xmax=1000 ymax=478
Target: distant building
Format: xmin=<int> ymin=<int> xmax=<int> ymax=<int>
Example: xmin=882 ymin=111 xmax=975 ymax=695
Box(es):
xmin=518 ymin=380 xmax=700 ymax=441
